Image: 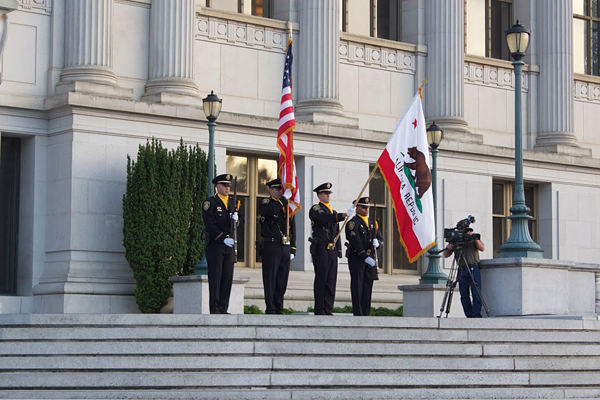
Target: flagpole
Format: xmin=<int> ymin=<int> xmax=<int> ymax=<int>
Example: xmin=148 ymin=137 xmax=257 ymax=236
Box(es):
xmin=329 ymin=164 xmax=379 ymax=249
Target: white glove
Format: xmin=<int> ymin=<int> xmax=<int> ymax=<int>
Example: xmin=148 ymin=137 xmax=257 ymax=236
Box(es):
xmin=372 ymin=238 xmax=380 ymax=248
xmin=230 ymin=212 xmax=239 ymax=222
xmin=282 ymin=189 xmax=291 ymax=200
xmin=365 ymin=257 xmax=376 ymax=267
xmin=290 ymin=254 xmax=295 ymax=261
xmin=346 ymin=206 xmax=356 ymax=218
xmin=224 ymin=238 xmax=235 ymax=247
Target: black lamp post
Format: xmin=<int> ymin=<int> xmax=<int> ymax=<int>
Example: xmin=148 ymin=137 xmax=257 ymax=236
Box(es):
xmin=421 ymin=122 xmax=447 ymax=284
xmin=498 ymin=21 xmax=543 ymax=259
xmin=194 ymin=90 xmax=222 ymax=275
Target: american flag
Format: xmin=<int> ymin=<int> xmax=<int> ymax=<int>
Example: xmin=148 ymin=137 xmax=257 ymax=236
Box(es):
xmin=277 ymin=38 xmax=301 ymax=217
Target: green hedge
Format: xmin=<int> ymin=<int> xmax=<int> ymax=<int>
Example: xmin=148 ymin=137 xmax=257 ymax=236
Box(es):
xmin=123 ymin=138 xmax=208 ymax=313
xmin=244 ymin=305 xmax=403 ymax=316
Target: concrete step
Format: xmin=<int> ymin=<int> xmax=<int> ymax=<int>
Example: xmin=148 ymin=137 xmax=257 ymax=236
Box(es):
xmin=3 ymin=355 xmax=600 ymax=372
xmin=3 ymin=387 xmax=600 ymax=400
xmin=4 ymin=371 xmax=600 ymax=389
xmin=0 ymin=314 xmax=599 ymax=399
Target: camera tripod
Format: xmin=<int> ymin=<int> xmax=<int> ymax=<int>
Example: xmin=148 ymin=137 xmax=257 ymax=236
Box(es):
xmin=438 ymin=246 xmax=490 ymax=318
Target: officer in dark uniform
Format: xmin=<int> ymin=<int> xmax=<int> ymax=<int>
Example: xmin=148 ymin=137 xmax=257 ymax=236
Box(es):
xmin=309 ymin=182 xmax=355 ymax=315
xmin=202 ymin=174 xmax=243 ymax=314
xmin=258 ymin=178 xmax=297 ymax=314
xmin=345 ymin=197 xmax=384 ymax=316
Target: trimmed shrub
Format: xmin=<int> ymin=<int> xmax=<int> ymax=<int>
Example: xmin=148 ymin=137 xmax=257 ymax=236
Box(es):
xmin=123 ymin=138 xmax=208 ymax=313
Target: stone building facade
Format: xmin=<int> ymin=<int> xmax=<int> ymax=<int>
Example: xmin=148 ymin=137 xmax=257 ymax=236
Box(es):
xmin=0 ymin=0 xmax=599 ymax=313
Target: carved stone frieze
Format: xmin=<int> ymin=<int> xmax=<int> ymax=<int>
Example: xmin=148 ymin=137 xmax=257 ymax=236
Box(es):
xmin=196 ymin=15 xmax=287 ymax=54
xmin=339 ymin=40 xmax=415 ymax=75
xmin=574 ymin=80 xmax=600 ymax=103
xmin=464 ymin=61 xmax=529 ymax=92
xmin=18 ymin=0 xmax=51 ymax=15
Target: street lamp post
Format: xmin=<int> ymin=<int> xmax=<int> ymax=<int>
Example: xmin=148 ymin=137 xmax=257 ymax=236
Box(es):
xmin=498 ymin=21 xmax=543 ymax=259
xmin=421 ymin=122 xmax=447 ymax=284
xmin=194 ymin=91 xmax=222 ymax=275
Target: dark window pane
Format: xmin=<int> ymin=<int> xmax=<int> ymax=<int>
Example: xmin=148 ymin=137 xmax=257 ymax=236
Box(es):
xmin=376 ymin=0 xmax=400 ymax=41
xmin=493 ymin=216 xmax=504 ymax=258
xmin=257 ymin=158 xmax=277 ymax=197
xmin=493 ymin=183 xmax=504 ymax=215
xmin=370 ymin=169 xmax=387 ymax=206
xmin=593 ymin=21 xmax=600 ymax=76
xmin=235 ymin=196 xmax=246 ymax=263
xmin=586 ymin=20 xmax=590 ymax=73
xmin=0 ymin=137 xmax=20 ymax=294
xmin=226 ymin=155 xmax=248 ymax=194
xmin=490 ymin=0 xmax=512 ymax=60
xmin=593 ymin=0 xmax=599 ymax=17
xmin=524 ymin=186 xmax=534 ymax=215
xmin=252 ymin=0 xmax=272 ymax=18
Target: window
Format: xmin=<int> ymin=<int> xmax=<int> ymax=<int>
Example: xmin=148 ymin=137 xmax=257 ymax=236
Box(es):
xmin=250 ymin=0 xmax=272 ymax=18
xmin=226 ymin=154 xmax=278 ymax=268
xmin=465 ymin=0 xmax=512 ymax=59
xmin=574 ymin=0 xmax=600 ymax=76
xmin=0 ymin=137 xmax=20 ymax=294
xmin=369 ymin=168 xmax=419 ymax=274
xmin=486 ymin=0 xmax=512 ymax=60
xmin=205 ymin=0 xmax=273 ymax=18
xmin=492 ymin=181 xmax=538 ymax=258
xmin=342 ymin=0 xmax=401 ymax=41
xmin=372 ymin=0 xmax=401 ymax=41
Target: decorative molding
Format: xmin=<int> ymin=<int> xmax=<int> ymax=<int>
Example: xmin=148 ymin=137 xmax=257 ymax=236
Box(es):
xmin=574 ymin=79 xmax=600 ymax=103
xmin=339 ymin=39 xmax=416 ymax=75
xmin=17 ymin=0 xmax=51 ymax=15
xmin=196 ymin=14 xmax=289 ymax=54
xmin=464 ymin=59 xmax=529 ymax=92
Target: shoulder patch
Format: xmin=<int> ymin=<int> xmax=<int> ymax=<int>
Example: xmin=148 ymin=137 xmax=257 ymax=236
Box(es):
xmin=312 ymin=204 xmax=320 ymax=211
xmin=203 ymin=201 xmax=211 ymax=211
xmin=262 ymin=198 xmax=270 ymax=204
xmin=348 ymin=221 xmax=355 ymax=230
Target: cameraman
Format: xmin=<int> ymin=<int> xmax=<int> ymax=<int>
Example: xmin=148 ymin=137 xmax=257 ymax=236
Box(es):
xmin=443 ymin=230 xmax=485 ymax=318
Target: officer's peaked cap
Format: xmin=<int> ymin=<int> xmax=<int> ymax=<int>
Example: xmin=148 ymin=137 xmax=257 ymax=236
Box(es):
xmin=212 ymin=174 xmax=233 ymax=185
xmin=266 ymin=178 xmax=282 ymax=188
xmin=356 ymin=197 xmax=371 ymax=207
xmin=313 ymin=182 xmax=333 ymax=193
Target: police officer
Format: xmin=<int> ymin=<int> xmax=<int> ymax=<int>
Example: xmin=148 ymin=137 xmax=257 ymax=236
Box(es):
xmin=258 ymin=178 xmax=296 ymax=314
xmin=202 ymin=174 xmax=243 ymax=314
xmin=345 ymin=197 xmax=383 ymax=316
xmin=309 ymin=182 xmax=355 ymax=315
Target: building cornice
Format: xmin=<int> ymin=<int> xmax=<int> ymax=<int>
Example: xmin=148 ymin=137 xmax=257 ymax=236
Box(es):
xmin=35 ymin=91 xmax=600 ymax=171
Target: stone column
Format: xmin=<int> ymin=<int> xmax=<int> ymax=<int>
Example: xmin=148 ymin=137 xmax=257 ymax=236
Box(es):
xmin=425 ymin=0 xmax=477 ymax=141
xmin=141 ymin=0 xmax=200 ymax=106
xmin=58 ymin=0 xmax=132 ymax=98
xmin=295 ymin=0 xmax=356 ymax=126
xmin=535 ymin=0 xmax=589 ymax=156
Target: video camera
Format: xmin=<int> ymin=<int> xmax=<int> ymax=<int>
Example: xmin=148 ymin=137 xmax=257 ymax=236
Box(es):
xmin=444 ymin=215 xmax=480 ymax=248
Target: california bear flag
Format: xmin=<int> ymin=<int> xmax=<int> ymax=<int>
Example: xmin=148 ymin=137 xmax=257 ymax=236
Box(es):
xmin=376 ymin=93 xmax=435 ymax=263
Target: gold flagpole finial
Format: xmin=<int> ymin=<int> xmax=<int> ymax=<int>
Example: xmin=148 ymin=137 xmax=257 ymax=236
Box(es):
xmin=287 ymin=22 xmax=293 ymax=41
xmin=418 ymin=78 xmax=428 ymax=99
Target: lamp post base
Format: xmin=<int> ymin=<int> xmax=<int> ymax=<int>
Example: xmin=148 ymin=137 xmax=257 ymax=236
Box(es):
xmin=421 ymin=247 xmax=448 ymax=285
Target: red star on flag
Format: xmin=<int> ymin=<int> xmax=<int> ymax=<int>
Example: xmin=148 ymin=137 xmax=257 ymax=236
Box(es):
xmin=412 ymin=119 xmax=417 ymax=129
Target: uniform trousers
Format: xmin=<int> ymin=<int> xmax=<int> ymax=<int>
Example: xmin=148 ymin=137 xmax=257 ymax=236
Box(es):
xmin=206 ymin=241 xmax=235 ymax=314
xmin=458 ymin=264 xmax=483 ymax=318
xmin=312 ymin=243 xmax=338 ymax=315
xmin=261 ymin=241 xmax=291 ymax=314
xmin=348 ymin=255 xmax=374 ymax=316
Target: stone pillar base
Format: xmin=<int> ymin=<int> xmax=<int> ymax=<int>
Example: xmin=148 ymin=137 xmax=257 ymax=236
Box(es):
xmin=32 ymin=294 xmax=139 ymax=313
xmin=55 ymin=81 xmax=134 ymax=100
xmin=480 ymin=258 xmax=600 ymax=316
xmin=398 ymin=284 xmax=465 ymax=318
xmin=429 ymin=117 xmax=483 ymax=144
xmin=169 ymin=275 xmax=250 ymax=314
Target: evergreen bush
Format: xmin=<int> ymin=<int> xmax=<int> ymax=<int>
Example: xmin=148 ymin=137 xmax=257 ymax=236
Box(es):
xmin=123 ymin=138 xmax=208 ymax=313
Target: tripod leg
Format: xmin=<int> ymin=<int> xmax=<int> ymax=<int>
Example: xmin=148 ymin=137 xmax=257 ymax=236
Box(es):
xmin=438 ymin=258 xmax=458 ymax=318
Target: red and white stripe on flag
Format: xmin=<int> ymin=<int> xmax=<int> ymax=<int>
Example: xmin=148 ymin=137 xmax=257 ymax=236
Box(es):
xmin=376 ymin=93 xmax=435 ymax=263
xmin=277 ymin=38 xmax=301 ymax=217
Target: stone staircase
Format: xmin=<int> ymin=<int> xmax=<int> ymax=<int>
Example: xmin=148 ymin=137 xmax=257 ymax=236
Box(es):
xmin=1 ymin=314 xmax=600 ymax=399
